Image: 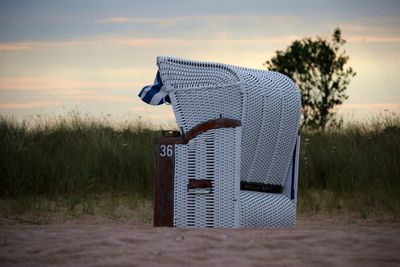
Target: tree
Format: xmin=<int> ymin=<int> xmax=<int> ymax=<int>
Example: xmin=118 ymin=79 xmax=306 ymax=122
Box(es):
xmin=264 ymin=28 xmax=356 ymax=130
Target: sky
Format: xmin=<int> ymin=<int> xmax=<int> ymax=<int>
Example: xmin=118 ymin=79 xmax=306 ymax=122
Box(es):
xmin=0 ymin=0 xmax=399 ymax=124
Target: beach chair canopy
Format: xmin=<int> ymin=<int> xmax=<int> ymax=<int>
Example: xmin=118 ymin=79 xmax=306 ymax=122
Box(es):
xmin=140 ymin=56 xmax=301 ymax=187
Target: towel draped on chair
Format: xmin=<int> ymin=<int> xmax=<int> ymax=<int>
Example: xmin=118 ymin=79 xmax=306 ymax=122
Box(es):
xmin=138 ymin=71 xmax=171 ymax=105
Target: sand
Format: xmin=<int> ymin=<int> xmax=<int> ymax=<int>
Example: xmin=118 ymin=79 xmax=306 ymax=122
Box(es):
xmin=1 ymin=216 xmax=399 ymax=267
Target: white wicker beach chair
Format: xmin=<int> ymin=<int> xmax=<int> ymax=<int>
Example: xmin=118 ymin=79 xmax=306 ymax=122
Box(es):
xmin=142 ymin=56 xmax=301 ymax=227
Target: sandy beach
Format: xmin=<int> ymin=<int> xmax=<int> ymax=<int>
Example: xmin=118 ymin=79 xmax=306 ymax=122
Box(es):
xmin=1 ymin=215 xmax=399 ymax=267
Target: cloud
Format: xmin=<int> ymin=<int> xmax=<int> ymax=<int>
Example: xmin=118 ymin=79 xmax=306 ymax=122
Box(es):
xmin=0 ymin=34 xmax=398 ymax=55
xmin=113 ymin=37 xmax=300 ymax=46
xmin=66 ymin=94 xmax=131 ymax=103
xmin=99 ymin=16 xmax=183 ymax=26
xmin=41 ymin=89 xmax=134 ymax=104
xmin=130 ymin=106 xmax=147 ymax=112
xmin=341 ymin=16 xmax=400 ymax=34
xmin=0 ymin=43 xmax=33 ymax=51
xmin=0 ymin=77 xmax=135 ymax=91
xmin=0 ymin=37 xmax=270 ymax=52
xmin=336 ymin=102 xmax=400 ymax=111
xmin=0 ymin=88 xmax=134 ymax=110
xmin=98 ymin=15 xmax=295 ymax=27
xmin=0 ymin=100 xmax=61 ymax=110
xmin=341 ymin=24 xmax=398 ymax=35
xmin=346 ymin=35 xmax=400 ymax=43
xmin=101 ymin=68 xmax=153 ymax=76
xmin=1 ymin=14 xmax=400 ymax=54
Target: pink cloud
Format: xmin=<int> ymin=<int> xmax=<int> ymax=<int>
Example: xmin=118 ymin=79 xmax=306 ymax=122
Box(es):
xmin=37 ymin=89 xmax=133 ymax=104
xmin=347 ymin=35 xmax=400 ymax=43
xmin=0 ymin=34 xmax=301 ymax=52
xmin=0 ymin=43 xmax=33 ymax=51
xmin=0 ymin=33 xmax=398 ymax=53
xmin=98 ymin=15 xmax=296 ymax=26
xmin=0 ymin=91 xmax=132 ymax=110
xmin=130 ymin=106 xmax=147 ymax=112
xmin=99 ymin=16 xmax=182 ymax=26
xmin=0 ymin=100 xmax=61 ymax=110
xmin=336 ymin=102 xmax=400 ymax=111
xmin=0 ymin=77 xmax=135 ymax=91
xmin=67 ymin=94 xmax=131 ymax=103
xmin=114 ymin=37 xmax=299 ymax=46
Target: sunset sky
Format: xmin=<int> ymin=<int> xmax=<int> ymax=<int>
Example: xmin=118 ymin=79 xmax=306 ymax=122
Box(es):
xmin=0 ymin=0 xmax=399 ymax=124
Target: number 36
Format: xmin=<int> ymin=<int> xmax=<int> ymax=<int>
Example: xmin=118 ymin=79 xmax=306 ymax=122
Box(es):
xmin=160 ymin=145 xmax=173 ymax=157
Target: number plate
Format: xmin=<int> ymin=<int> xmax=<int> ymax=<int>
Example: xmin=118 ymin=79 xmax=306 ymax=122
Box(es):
xmin=159 ymin=144 xmax=174 ymax=157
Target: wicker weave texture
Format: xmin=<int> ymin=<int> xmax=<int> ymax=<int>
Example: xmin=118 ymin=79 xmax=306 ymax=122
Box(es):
xmin=240 ymin=190 xmax=295 ymax=227
xmin=155 ymin=56 xmax=300 ymax=228
xmin=157 ymin=56 xmax=300 ymax=187
xmin=169 ymin=83 xmax=244 ymax=133
xmin=174 ymin=128 xmax=241 ymax=228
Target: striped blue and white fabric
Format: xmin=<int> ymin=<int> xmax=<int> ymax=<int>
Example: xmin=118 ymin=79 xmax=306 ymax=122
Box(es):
xmin=138 ymin=71 xmax=171 ymax=105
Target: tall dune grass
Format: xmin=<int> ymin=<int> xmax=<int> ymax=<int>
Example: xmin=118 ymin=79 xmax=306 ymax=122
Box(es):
xmin=298 ymin=113 xmax=400 ymax=218
xmin=0 ymin=112 xmax=156 ymax=199
xmin=1 ymin=112 xmax=399 ymax=218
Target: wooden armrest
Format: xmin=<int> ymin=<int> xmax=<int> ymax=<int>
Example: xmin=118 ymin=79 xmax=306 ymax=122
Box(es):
xmin=155 ymin=118 xmax=241 ymax=145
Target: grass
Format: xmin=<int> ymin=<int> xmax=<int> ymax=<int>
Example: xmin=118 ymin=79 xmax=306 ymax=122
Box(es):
xmin=298 ymin=113 xmax=400 ymax=219
xmin=0 ymin=111 xmax=156 ymax=198
xmin=0 ymin=112 xmax=158 ymax=223
xmin=0 ymin=111 xmax=399 ymax=221
xmin=0 ymin=194 xmax=153 ymax=224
